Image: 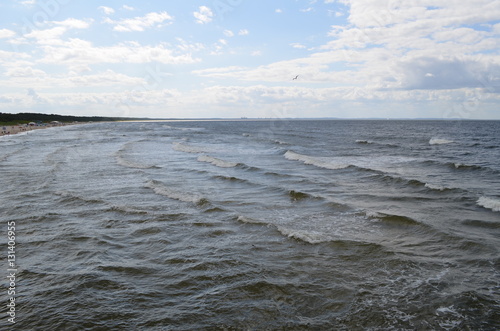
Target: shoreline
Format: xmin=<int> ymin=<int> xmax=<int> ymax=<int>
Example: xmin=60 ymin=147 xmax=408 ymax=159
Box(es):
xmin=0 ymin=123 xmax=80 ymax=137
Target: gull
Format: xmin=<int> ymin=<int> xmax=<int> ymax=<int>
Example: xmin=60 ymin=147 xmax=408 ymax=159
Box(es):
xmin=292 ymin=75 xmax=299 ymax=80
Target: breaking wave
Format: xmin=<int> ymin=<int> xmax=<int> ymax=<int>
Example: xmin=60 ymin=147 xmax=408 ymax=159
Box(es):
xmin=276 ymin=226 xmax=329 ymax=244
xmin=172 ymin=142 xmax=207 ymax=154
xmin=145 ymin=180 xmax=208 ymax=205
xmin=355 ymin=139 xmax=373 ymax=144
xmin=197 ymin=155 xmax=238 ymax=168
xmin=284 ymin=151 xmax=349 ymax=170
xmin=477 ymin=197 xmax=500 ymax=212
xmin=429 ymin=138 xmax=454 ymax=145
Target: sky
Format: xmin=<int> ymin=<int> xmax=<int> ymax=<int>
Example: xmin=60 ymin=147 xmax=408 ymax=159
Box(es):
xmin=0 ymin=0 xmax=499 ymax=119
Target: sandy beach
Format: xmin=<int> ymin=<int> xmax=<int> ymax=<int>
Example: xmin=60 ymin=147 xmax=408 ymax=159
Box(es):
xmin=0 ymin=123 xmax=75 ymax=137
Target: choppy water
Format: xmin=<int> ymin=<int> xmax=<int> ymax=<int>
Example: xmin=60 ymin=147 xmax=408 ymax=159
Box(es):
xmin=1 ymin=119 xmax=499 ymax=330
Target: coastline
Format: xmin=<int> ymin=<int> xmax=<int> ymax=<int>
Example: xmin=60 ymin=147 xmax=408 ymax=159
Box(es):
xmin=0 ymin=123 xmax=78 ymax=137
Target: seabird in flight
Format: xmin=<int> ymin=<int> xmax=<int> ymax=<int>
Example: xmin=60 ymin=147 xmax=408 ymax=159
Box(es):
xmin=292 ymin=75 xmax=299 ymax=80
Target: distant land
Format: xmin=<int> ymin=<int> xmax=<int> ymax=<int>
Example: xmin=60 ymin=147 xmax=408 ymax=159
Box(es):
xmin=0 ymin=112 xmax=147 ymax=125
xmin=2 ymin=112 xmax=495 ymax=126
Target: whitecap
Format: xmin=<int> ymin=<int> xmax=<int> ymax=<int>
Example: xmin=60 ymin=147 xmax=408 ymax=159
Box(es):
xmin=429 ymin=138 xmax=454 ymax=145
xmin=145 ymin=180 xmax=205 ymax=204
xmin=197 ymin=155 xmax=238 ymax=168
xmin=424 ymin=183 xmax=448 ymax=191
xmin=355 ymin=139 xmax=373 ymax=144
xmin=115 ymin=154 xmax=155 ymax=169
xmin=284 ymin=151 xmax=349 ymax=170
xmin=477 ymin=196 xmax=500 ymax=212
xmin=237 ymin=215 xmax=266 ymax=225
xmin=172 ymin=142 xmax=206 ymax=154
xmin=276 ymin=226 xmax=329 ymax=244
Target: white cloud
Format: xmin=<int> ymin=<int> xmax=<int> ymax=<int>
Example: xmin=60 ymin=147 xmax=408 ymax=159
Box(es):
xmin=25 ymin=26 xmax=67 ymax=45
xmin=53 ymin=18 xmax=92 ymax=29
xmin=194 ymin=6 xmax=214 ymax=24
xmin=38 ymin=40 xmax=199 ymax=66
xmin=123 ymin=5 xmax=135 ymax=11
xmin=0 ymin=29 xmax=15 ymax=39
xmin=290 ymin=43 xmax=306 ymax=49
xmin=19 ymin=0 xmax=36 ymax=7
xmin=98 ymin=6 xmax=115 ymax=15
xmin=275 ymin=9 xmax=283 ymax=14
xmin=238 ymin=29 xmax=249 ymax=36
xmin=105 ymin=11 xmax=173 ymax=32
xmin=223 ymin=30 xmax=234 ymax=37
xmin=6 ymin=66 xmax=46 ymax=78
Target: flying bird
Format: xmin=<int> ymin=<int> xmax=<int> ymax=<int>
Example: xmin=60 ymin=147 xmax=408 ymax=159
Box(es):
xmin=292 ymin=75 xmax=299 ymax=80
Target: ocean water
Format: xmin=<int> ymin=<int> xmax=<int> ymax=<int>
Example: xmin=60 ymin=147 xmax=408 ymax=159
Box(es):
xmin=1 ymin=119 xmax=499 ymax=330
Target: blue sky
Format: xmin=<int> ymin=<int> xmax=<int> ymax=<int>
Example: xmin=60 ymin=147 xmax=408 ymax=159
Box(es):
xmin=0 ymin=0 xmax=499 ymax=119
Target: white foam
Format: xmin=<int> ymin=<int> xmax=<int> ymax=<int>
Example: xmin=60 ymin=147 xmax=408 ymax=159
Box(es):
xmin=477 ymin=196 xmax=500 ymax=212
xmin=237 ymin=215 xmax=266 ymax=225
xmin=429 ymin=138 xmax=454 ymax=145
xmin=276 ymin=226 xmax=329 ymax=244
xmin=425 ymin=183 xmax=448 ymax=191
xmin=115 ymin=154 xmax=154 ymax=169
xmin=197 ymin=155 xmax=238 ymax=168
xmin=145 ymin=180 xmax=204 ymax=204
xmin=355 ymin=139 xmax=373 ymax=144
xmin=284 ymin=151 xmax=349 ymax=170
xmin=172 ymin=142 xmax=206 ymax=154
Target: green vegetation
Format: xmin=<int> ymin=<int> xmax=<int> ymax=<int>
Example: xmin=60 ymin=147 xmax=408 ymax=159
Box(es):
xmin=0 ymin=112 xmax=133 ymax=126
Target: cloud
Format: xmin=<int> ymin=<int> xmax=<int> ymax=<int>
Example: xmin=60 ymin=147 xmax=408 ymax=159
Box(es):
xmin=6 ymin=67 xmax=46 ymax=78
xmin=123 ymin=5 xmax=135 ymax=11
xmin=27 ymin=88 xmax=47 ymax=103
xmin=238 ymin=29 xmax=249 ymax=36
xmin=53 ymin=18 xmax=92 ymax=29
xmin=18 ymin=0 xmax=36 ymax=7
xmin=105 ymin=11 xmax=173 ymax=32
xmin=0 ymin=29 xmax=15 ymax=39
xmin=194 ymin=6 xmax=214 ymax=24
xmin=290 ymin=43 xmax=306 ymax=49
xmin=98 ymin=6 xmax=115 ymax=15
xmin=23 ymin=18 xmax=91 ymax=45
xmin=38 ymin=40 xmax=199 ymax=66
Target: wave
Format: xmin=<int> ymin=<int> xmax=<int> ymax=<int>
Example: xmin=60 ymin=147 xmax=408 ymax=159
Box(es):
xmin=355 ymin=139 xmax=373 ymax=144
xmin=284 ymin=151 xmax=349 ymax=170
xmin=424 ymin=183 xmax=452 ymax=191
xmin=451 ymin=163 xmax=483 ymax=171
xmin=288 ymin=190 xmax=313 ymax=201
xmin=145 ymin=180 xmax=208 ymax=205
xmin=236 ymin=215 xmax=267 ymax=225
xmin=364 ymin=211 xmax=423 ymax=227
xmin=477 ymin=197 xmax=500 ymax=212
xmin=172 ymin=142 xmax=207 ymax=153
xmin=429 ymin=138 xmax=454 ymax=145
xmin=197 ymin=155 xmax=238 ymax=168
xmin=115 ymin=154 xmax=158 ymax=169
xmin=115 ymin=142 xmax=159 ymax=169
xmin=276 ymin=226 xmax=329 ymax=244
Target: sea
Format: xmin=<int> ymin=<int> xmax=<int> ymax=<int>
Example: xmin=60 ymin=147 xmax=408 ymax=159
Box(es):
xmin=1 ymin=119 xmax=499 ymax=330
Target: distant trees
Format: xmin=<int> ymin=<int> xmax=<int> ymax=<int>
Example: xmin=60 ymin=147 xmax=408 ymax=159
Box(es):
xmin=0 ymin=112 xmax=124 ymax=125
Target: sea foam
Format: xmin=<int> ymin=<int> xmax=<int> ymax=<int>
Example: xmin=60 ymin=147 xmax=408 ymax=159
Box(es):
xmin=276 ymin=226 xmax=329 ymax=244
xmin=145 ymin=180 xmax=206 ymax=205
xmin=477 ymin=197 xmax=500 ymax=212
xmin=429 ymin=138 xmax=454 ymax=145
xmin=284 ymin=151 xmax=349 ymax=170
xmin=172 ymin=142 xmax=206 ymax=153
xmin=197 ymin=155 xmax=238 ymax=168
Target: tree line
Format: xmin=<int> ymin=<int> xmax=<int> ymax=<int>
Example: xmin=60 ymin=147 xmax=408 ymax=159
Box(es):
xmin=0 ymin=112 xmax=128 ymax=125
